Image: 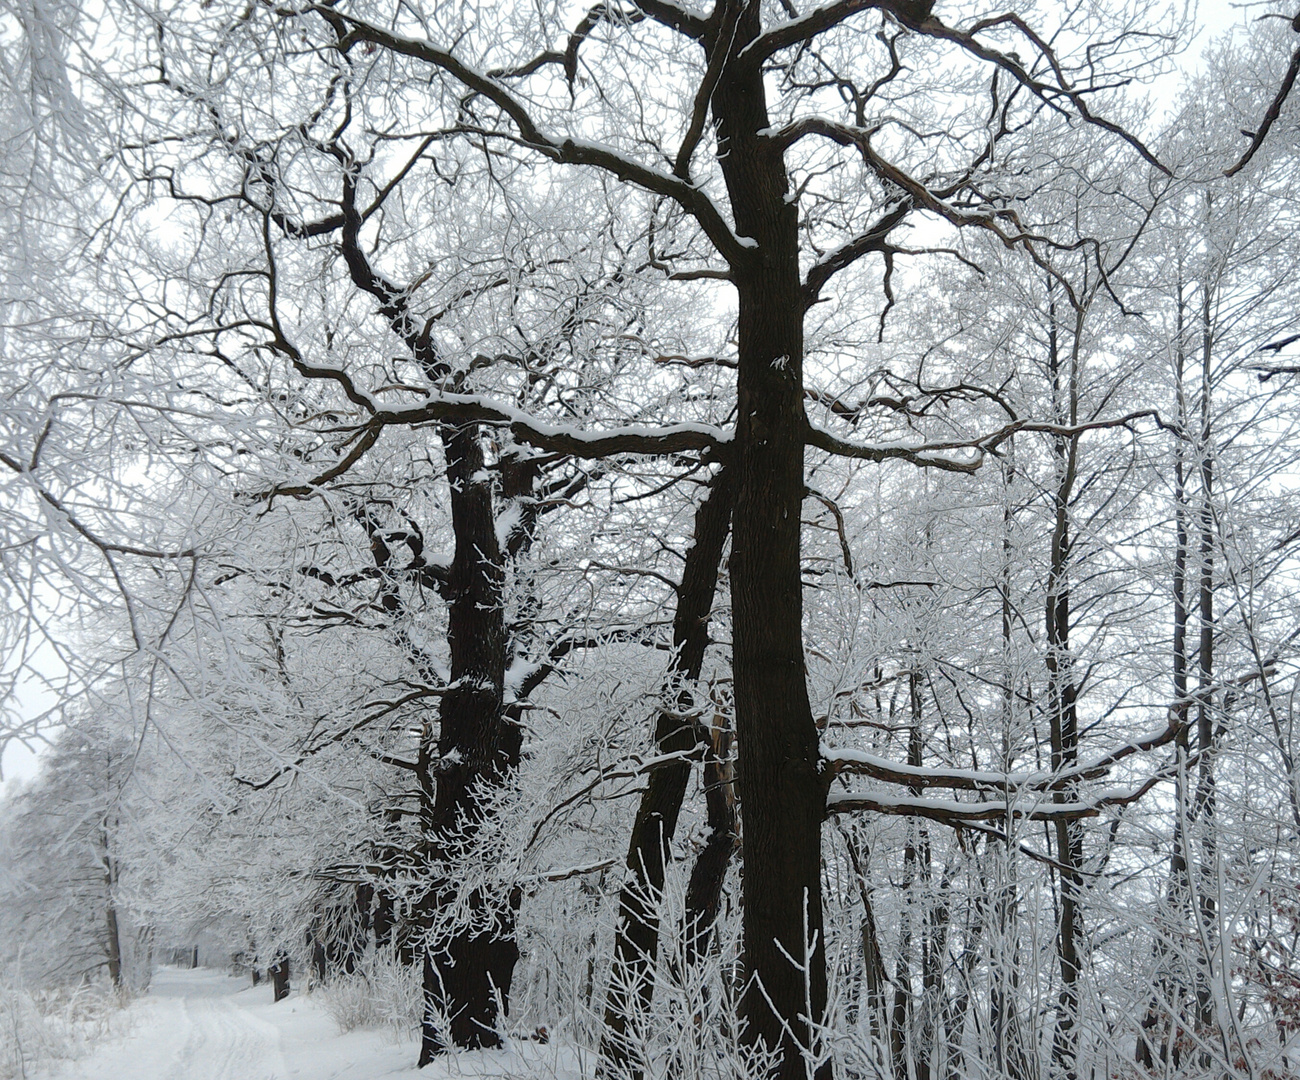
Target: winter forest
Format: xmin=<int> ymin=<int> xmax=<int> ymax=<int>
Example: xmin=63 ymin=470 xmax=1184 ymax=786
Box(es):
xmin=1 ymin=0 xmax=1299 ymax=1078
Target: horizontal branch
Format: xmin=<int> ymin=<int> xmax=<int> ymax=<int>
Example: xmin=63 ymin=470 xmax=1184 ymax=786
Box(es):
xmin=823 ymin=717 xmax=1179 ymax=793
xmin=380 ymin=392 xmax=731 ymax=459
xmin=804 ymin=423 xmax=982 ymax=472
xmin=806 ymin=408 xmax=1168 ymax=474
xmin=741 ymin=0 xmax=917 ymax=66
xmin=826 ymin=772 xmax=1164 ymax=822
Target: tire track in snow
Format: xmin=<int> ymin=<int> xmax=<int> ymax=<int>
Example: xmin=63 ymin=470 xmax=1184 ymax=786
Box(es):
xmin=163 ymin=985 xmax=289 ymax=1080
xmin=44 ymin=969 xmax=290 ymax=1080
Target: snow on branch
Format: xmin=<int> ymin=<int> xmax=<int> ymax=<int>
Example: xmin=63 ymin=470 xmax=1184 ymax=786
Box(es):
xmin=308 ymin=6 xmax=750 ymax=262
xmin=1225 ymin=9 xmax=1300 ymax=176
xmin=379 ymin=394 xmax=730 ymax=460
xmin=824 ymin=716 xmax=1187 ymax=826
xmin=826 ymin=773 xmax=1167 ymax=823
xmin=823 ymin=718 xmax=1179 ymax=793
xmin=806 ymin=410 xmax=1169 ymax=475
xmin=742 ymin=0 xmax=930 ymax=65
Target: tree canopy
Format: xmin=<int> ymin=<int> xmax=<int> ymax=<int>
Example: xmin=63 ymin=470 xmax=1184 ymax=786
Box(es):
xmin=4 ymin=2 xmax=1300 ymax=1079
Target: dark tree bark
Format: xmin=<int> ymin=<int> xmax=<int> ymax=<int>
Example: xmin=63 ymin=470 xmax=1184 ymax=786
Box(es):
xmin=1138 ymin=281 xmax=1194 ymax=1072
xmin=418 ymin=422 xmax=518 ymax=1062
xmin=101 ymin=821 xmax=123 ymax=991
xmin=311 ymin=925 xmax=327 ymax=984
xmin=839 ymin=827 xmax=888 ymax=1053
xmin=600 ymin=465 xmax=735 ymax=1080
xmin=1044 ymin=295 xmax=1085 ymax=1080
xmin=271 ymin=954 xmax=291 ymax=1001
xmin=712 ymin=16 xmax=831 ymax=1076
xmin=1191 ymin=274 xmax=1220 ymax=1063
xmin=681 ymin=704 xmax=739 ymax=971
xmin=333 ymin=181 xmax=525 ymax=1061
xmin=104 ymin=903 xmax=123 ymax=990
xmin=890 ymin=676 xmax=929 ymax=1080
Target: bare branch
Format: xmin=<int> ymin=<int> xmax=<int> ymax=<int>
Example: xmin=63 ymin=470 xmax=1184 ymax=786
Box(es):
xmin=1226 ymin=10 xmax=1300 ymax=177
xmin=312 ymin=7 xmax=749 ymax=263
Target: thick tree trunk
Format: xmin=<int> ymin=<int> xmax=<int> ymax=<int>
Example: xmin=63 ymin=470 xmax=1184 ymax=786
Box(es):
xmin=599 ymin=466 xmax=734 ymax=1080
xmin=335 ymin=170 xmax=521 ymax=1057
xmin=712 ymin=12 xmax=830 ymax=1077
xmin=419 ymin=423 xmax=517 ymax=1063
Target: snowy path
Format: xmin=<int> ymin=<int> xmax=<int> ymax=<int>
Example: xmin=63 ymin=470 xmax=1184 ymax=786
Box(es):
xmin=40 ymin=966 xmax=586 ymax=1080
xmin=39 ymin=967 xmax=417 ymax=1080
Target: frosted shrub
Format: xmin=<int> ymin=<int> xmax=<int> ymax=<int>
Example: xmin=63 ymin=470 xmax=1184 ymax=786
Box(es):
xmin=317 ymin=951 xmax=422 ymax=1036
xmin=0 ymin=980 xmax=126 ymax=1080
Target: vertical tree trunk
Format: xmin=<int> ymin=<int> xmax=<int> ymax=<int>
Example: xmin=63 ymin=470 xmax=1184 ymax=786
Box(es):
xmin=600 ymin=465 xmax=734 ymax=1080
xmin=101 ymin=821 xmax=123 ymax=990
xmin=1046 ymin=298 xmax=1084 ymax=1080
xmin=840 ymin=828 xmax=888 ymax=1057
xmin=681 ymin=702 xmax=739 ymax=971
xmin=104 ymin=903 xmax=123 ymax=990
xmin=891 ymin=677 xmax=928 ymax=1080
xmin=921 ymin=871 xmax=950 ymax=1080
xmin=419 ymin=422 xmax=517 ymax=1063
xmin=271 ymin=954 xmax=291 ymax=1001
xmin=1191 ymin=278 xmax=1220 ymax=1063
xmin=336 ymin=184 xmax=524 ymax=1059
xmin=1138 ymin=279 xmax=1193 ymax=1072
xmin=714 ymin=14 xmax=830 ymax=1076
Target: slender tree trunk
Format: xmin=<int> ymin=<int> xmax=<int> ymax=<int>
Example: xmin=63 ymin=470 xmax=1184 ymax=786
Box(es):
xmin=840 ymin=828 xmax=888 ymax=1055
xmin=921 ymin=869 xmax=951 ymax=1080
xmin=941 ymin=884 xmax=987 ymax=1080
xmin=713 ymin=13 xmax=830 ymax=1075
xmin=105 ymin=903 xmax=123 ymax=990
xmin=600 ymin=466 xmax=734 ymax=1080
xmin=101 ymin=823 xmax=123 ymax=990
xmin=891 ymin=677 xmax=929 ymax=1080
xmin=681 ymin=701 xmax=739 ymax=971
xmin=1191 ymin=281 xmax=1220 ymax=1064
xmin=1138 ymin=280 xmax=1193 ymax=1072
xmin=1046 ymin=298 xmax=1084 ymax=1080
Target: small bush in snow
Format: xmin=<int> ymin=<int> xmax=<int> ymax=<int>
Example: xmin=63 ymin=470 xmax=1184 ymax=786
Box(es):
xmin=316 ymin=951 xmax=422 ymax=1036
xmin=0 ymin=979 xmax=127 ymax=1080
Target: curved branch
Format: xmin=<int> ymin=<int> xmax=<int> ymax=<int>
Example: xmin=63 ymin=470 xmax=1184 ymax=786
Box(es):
xmin=915 ymin=12 xmax=1170 ymax=176
xmin=1226 ymin=12 xmax=1300 ymax=176
xmin=313 ymin=7 xmax=748 ymax=263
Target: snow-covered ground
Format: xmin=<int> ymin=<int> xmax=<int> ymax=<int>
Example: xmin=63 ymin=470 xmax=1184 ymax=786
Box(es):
xmin=35 ymin=967 xmax=585 ymax=1080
